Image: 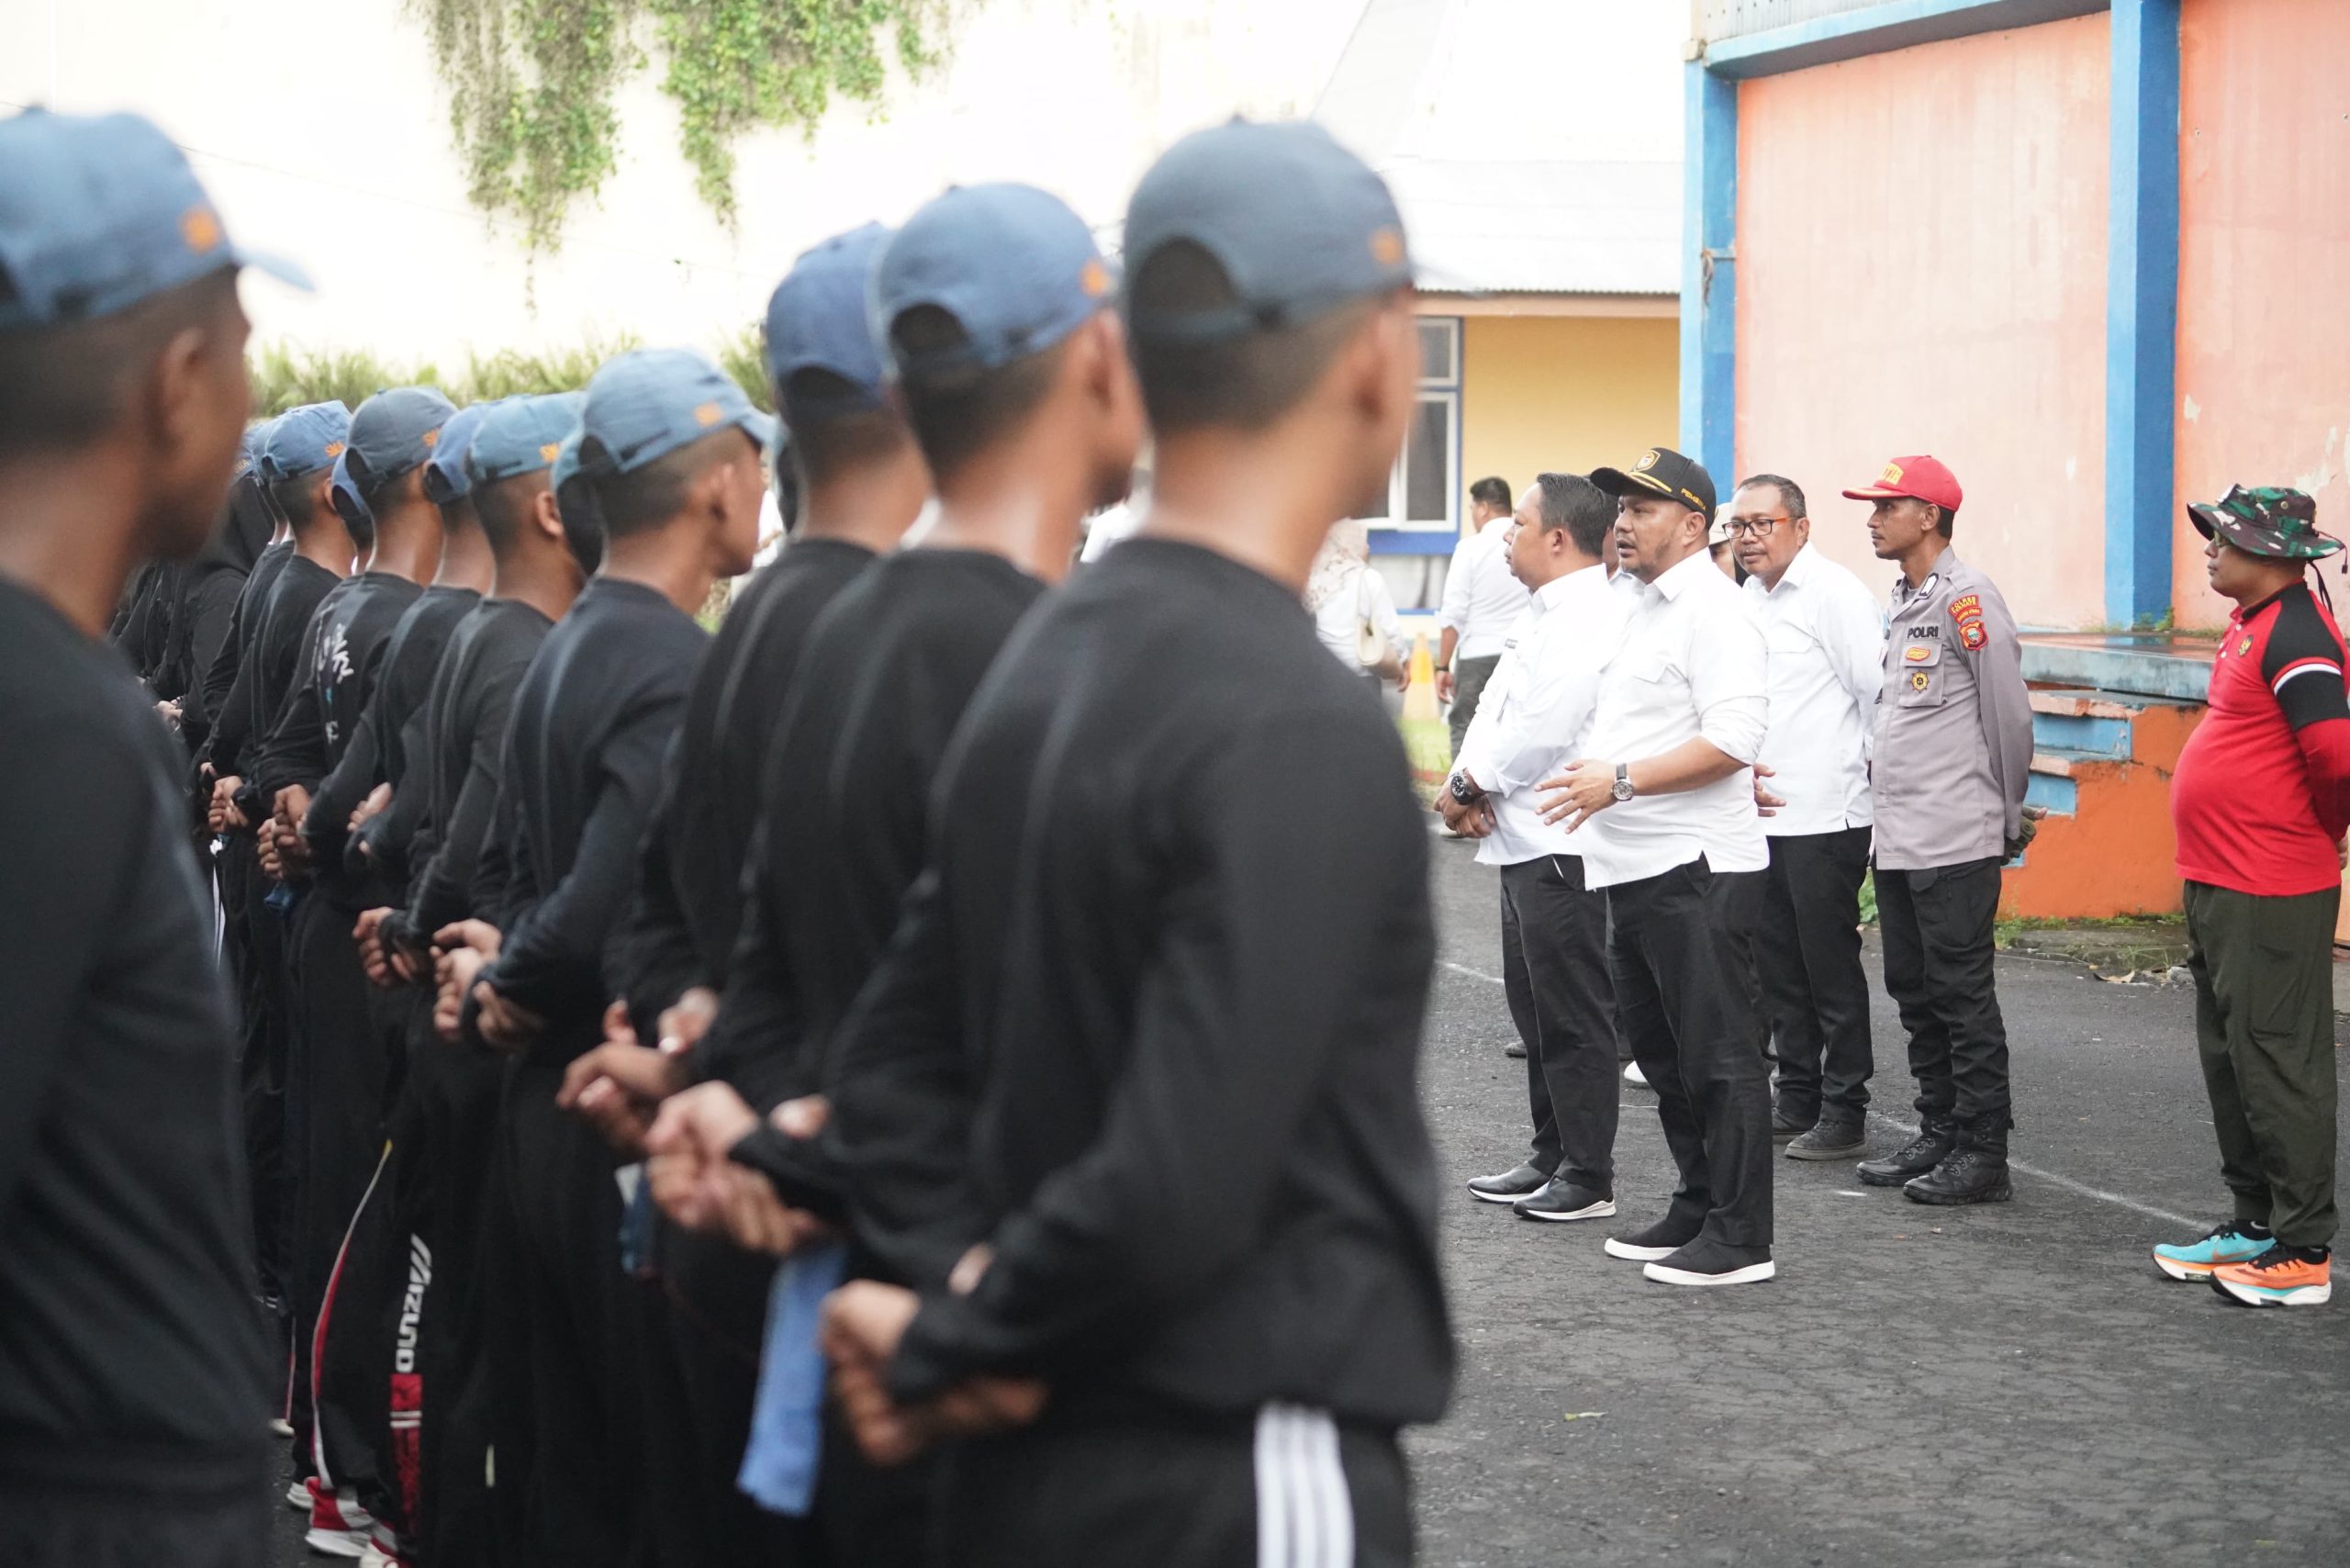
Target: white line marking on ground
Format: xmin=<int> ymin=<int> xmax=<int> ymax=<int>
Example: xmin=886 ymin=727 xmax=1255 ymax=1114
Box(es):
xmin=1440 ymin=953 xmax=2206 ymax=1232
xmin=1865 ymin=1113 xmax=2202 ymax=1229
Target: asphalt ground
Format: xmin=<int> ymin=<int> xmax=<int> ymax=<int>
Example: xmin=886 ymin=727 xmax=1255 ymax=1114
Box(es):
xmin=1411 ymin=836 xmax=2350 ymax=1568
xmin=265 ymin=840 xmax=2350 ymax=1567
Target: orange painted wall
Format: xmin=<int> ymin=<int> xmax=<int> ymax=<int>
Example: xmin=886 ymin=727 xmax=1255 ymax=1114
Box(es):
xmin=1734 ymin=16 xmax=2111 ymax=628
xmin=2171 ymin=0 xmax=2350 ymax=632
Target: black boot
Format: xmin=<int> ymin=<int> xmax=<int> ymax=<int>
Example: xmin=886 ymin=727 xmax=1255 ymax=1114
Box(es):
xmin=1904 ymin=1119 xmax=2013 ymax=1205
xmin=1857 ymin=1116 xmax=1955 ymax=1188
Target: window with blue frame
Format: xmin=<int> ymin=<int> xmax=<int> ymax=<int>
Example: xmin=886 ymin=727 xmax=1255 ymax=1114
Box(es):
xmin=1377 ymin=318 xmax=1460 ymax=535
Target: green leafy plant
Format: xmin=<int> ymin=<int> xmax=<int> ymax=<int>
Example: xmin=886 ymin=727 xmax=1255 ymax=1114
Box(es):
xmin=246 ymin=327 xmax=773 ymax=414
xmin=408 ymin=0 xmax=955 ymax=252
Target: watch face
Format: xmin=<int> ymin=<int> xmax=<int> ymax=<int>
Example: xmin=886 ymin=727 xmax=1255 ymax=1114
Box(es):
xmin=1611 ymin=778 xmax=1634 ymax=801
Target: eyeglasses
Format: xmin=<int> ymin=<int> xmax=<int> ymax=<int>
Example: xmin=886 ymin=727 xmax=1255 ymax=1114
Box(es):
xmin=1726 ymin=515 xmax=1789 ymax=538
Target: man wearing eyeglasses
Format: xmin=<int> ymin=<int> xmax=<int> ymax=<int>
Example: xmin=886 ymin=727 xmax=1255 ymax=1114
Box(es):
xmin=1732 ymin=476 xmax=1886 ymax=1162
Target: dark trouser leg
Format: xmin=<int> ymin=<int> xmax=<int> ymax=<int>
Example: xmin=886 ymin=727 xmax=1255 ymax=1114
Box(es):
xmin=1497 ymin=868 xmax=1554 ymax=1175
xmin=1759 ymin=827 xmax=1874 ymax=1120
xmin=1906 ymin=858 xmax=2011 ymax=1131
xmin=941 ymin=1410 xmax=1411 ymax=1568
xmin=1610 ymin=861 xmax=1774 ymax=1247
xmin=418 ymin=1030 xmax=511 ymax=1568
xmin=505 ymin=1054 xmax=643 ymax=1568
xmin=2184 ymin=879 xmax=2342 ymax=1248
xmin=293 ymin=894 xmax=399 ymax=1505
xmin=1446 ymin=654 xmax=1501 ymax=758
xmin=639 ymin=1226 xmax=809 ymax=1565
xmin=1874 ymin=867 xmax=1955 ymax=1124
xmin=1501 ymin=856 xmax=1618 ymax=1191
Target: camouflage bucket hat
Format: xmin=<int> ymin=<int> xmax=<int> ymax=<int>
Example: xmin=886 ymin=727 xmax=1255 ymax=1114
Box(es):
xmin=2188 ymin=485 xmax=2340 ymax=561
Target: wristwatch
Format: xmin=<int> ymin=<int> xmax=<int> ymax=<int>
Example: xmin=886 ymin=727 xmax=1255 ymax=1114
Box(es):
xmin=1449 ymin=771 xmax=1483 ymax=806
xmin=1610 ymin=763 xmax=1635 ymax=802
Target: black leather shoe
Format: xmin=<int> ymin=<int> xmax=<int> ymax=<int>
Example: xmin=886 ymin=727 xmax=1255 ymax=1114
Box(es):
xmin=1642 ymin=1237 xmax=1775 ymax=1286
xmin=1771 ymin=1103 xmax=1817 ymax=1143
xmin=1905 ymin=1148 xmax=2013 ymax=1205
xmin=1858 ymin=1119 xmax=1955 ymax=1187
xmin=1603 ymin=1215 xmax=1702 ymax=1260
xmin=1504 ymin=1039 xmax=1528 ymax=1058
xmin=1466 ymin=1162 xmax=1549 ymax=1204
xmin=1512 ymin=1181 xmax=1617 ymax=1222
xmin=1786 ymin=1116 xmax=1866 ymax=1161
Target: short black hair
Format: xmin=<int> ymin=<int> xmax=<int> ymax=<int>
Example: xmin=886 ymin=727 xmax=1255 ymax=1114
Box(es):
xmin=473 ymin=471 xmax=547 ymax=555
xmin=359 ymin=460 xmax=423 ymax=517
xmin=1470 ymin=476 xmax=1513 ymax=512
xmin=1934 ymin=503 xmax=1957 ymax=538
xmin=581 ymin=426 xmax=754 ymax=542
xmin=887 ymin=308 xmax=1068 ymax=482
xmin=1735 ymin=473 xmax=1807 ymax=521
xmin=1533 ymin=472 xmax=1613 ymax=557
xmin=780 ymin=368 xmax=913 ymax=486
xmin=270 ymin=469 xmax=327 ymax=529
xmin=0 ymin=267 xmax=241 ymax=458
xmin=1125 ymin=240 xmax=1382 ymax=433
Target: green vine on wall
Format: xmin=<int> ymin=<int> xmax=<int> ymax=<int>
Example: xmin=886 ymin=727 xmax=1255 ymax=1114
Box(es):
xmin=409 ymin=0 xmax=951 ymax=252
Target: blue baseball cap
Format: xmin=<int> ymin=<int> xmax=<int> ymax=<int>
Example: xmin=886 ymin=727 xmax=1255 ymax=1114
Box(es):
xmin=766 ymin=223 xmax=892 ymax=413
xmin=255 ymin=401 xmax=351 ymax=484
xmin=868 ymin=185 xmax=1113 ymax=377
xmin=345 ymin=386 xmax=457 ymax=498
xmin=1121 ymin=118 xmax=1412 ymax=342
xmin=237 ymin=420 xmax=269 ymax=476
xmin=570 ymin=347 xmax=774 ymax=482
xmin=422 ymin=400 xmax=498 ymax=505
xmin=329 ymin=450 xmax=374 ymax=536
xmin=0 ymin=108 xmax=311 ymax=331
xmin=469 ymin=393 xmax=585 ymax=487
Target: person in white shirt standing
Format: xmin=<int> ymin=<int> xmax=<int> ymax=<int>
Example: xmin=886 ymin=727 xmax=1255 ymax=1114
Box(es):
xmin=1539 ymin=446 xmax=1774 ymax=1288
xmin=1443 ymin=474 xmax=1632 ymax=1222
xmin=1733 ymin=474 xmax=1886 ymax=1162
xmin=1437 ymin=475 xmax=1531 ymax=755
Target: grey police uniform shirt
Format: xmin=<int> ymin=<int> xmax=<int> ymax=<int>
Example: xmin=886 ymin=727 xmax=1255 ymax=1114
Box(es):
xmin=1867 ymin=549 xmax=2034 ymax=871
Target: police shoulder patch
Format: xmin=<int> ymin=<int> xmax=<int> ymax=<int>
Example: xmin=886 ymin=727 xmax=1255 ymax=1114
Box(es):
xmin=1960 ymin=620 xmax=1988 ymax=651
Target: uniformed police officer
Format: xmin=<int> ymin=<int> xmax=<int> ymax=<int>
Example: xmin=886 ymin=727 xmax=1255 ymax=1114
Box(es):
xmin=1847 ymin=455 xmax=2035 ymax=1204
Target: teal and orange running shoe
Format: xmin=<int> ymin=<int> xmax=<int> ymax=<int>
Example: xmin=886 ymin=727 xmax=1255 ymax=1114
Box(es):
xmin=2153 ymin=1221 xmax=2272 ymax=1281
xmin=2212 ymin=1246 xmax=2333 ymax=1308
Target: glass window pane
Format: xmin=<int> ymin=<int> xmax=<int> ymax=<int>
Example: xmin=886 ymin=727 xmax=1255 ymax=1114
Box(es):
xmin=1416 ymin=320 xmax=1455 ymax=383
xmin=1404 ymin=397 xmax=1449 ymax=522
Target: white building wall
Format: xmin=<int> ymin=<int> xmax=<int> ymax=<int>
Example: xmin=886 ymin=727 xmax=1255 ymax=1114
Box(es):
xmin=0 ymin=0 xmax=1366 ymax=359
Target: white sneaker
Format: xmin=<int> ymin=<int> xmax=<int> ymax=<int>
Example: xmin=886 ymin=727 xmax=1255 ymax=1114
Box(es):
xmin=306 ymin=1526 xmax=374 ymax=1560
xmin=271 ymin=1416 xmax=297 ymax=1437
xmin=287 ymin=1477 xmax=314 ymax=1511
xmin=1622 ymin=1061 xmax=1648 ymax=1088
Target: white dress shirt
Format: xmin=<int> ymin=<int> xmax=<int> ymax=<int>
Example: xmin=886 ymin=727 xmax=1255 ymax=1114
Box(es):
xmin=1743 ymin=542 xmax=1886 ymax=836
xmin=1438 ymin=517 xmax=1532 ymax=662
xmin=1079 ymin=494 xmax=1146 ymax=563
xmin=1453 ymin=565 xmax=1631 ymax=866
xmin=1310 ymin=564 xmax=1405 ymax=671
xmin=1576 ymin=548 xmax=1770 ymax=890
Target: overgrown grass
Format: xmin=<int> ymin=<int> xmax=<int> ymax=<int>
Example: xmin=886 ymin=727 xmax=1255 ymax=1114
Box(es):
xmin=248 ymin=327 xmax=773 ymax=415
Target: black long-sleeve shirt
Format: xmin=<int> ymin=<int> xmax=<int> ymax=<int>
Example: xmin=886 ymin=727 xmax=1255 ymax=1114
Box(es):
xmin=476 ymin=578 xmax=706 ymax=1049
xmin=706 ymin=548 xmax=1043 ymax=1116
xmin=831 ymin=538 xmax=1452 ymax=1428
xmin=0 ymin=578 xmax=272 ymax=1494
xmin=378 ymin=599 xmax=556 ymax=957
xmin=307 ymin=584 xmax=481 ymax=889
xmin=610 ymin=538 xmax=878 ymax=1045
xmin=252 ymin=572 xmax=424 ymax=816
xmin=191 ymin=537 xmax=291 ymax=770
xmin=207 ymin=554 xmax=341 ymax=798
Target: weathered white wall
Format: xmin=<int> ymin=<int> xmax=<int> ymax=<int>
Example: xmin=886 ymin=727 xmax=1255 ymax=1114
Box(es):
xmin=0 ymin=0 xmax=1367 ymax=359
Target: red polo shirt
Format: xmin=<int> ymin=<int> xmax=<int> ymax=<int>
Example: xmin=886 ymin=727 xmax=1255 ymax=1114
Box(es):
xmin=2173 ymin=581 xmax=2350 ymax=897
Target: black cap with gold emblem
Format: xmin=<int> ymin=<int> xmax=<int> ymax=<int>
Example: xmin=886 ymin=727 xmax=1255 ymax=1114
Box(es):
xmin=1591 ymin=446 xmax=1717 ymax=519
